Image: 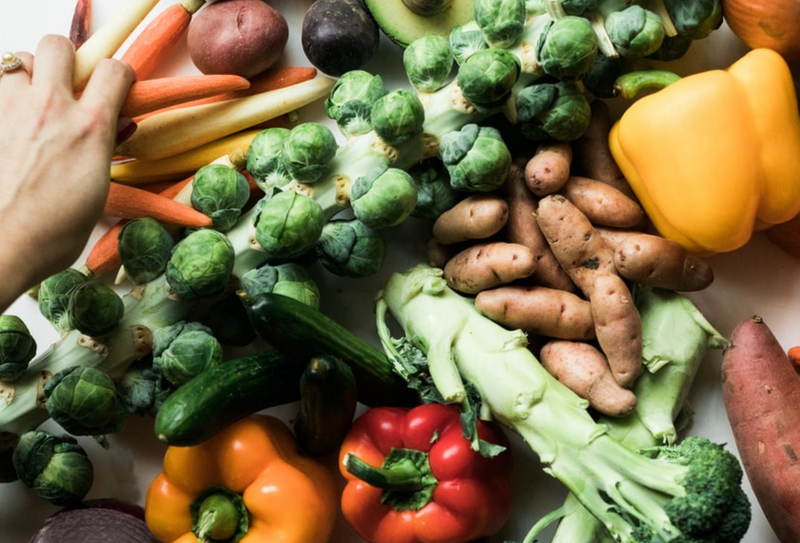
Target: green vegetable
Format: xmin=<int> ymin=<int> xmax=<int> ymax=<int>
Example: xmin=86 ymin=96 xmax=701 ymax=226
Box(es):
xmin=440 ymin=123 xmax=511 ymax=192
xmin=582 ymin=52 xmax=630 ymax=98
xmin=197 ymin=293 xmax=257 ymax=347
xmin=245 ymin=128 xmax=293 ymax=191
xmin=166 ymin=228 xmax=235 ymax=301
xmin=456 ymin=48 xmax=520 ymax=110
xmin=315 ymin=218 xmax=387 ymax=278
xmin=67 ymin=281 xmax=125 ymax=337
xmin=37 ymin=268 xmax=89 ymax=333
xmin=604 ymin=5 xmax=665 ymax=58
xmin=536 ymin=15 xmax=598 ymax=80
xmin=371 ymin=89 xmax=425 ymax=146
xmin=43 ymin=366 xmax=127 ymax=436
xmin=12 ymin=430 xmax=93 ymax=506
xmin=240 ymin=262 xmax=321 ymax=308
xmin=324 ymin=70 xmax=388 ymax=137
xmin=0 ymin=315 xmax=36 ymax=382
xmin=283 ymin=122 xmax=338 ymax=184
xmin=118 ymin=217 xmax=174 ymax=284
xmin=154 ymin=348 xmax=303 ymax=446
xmin=515 ymin=80 xmax=592 ymax=141
xmin=663 ymin=0 xmax=722 ymax=39
xmin=408 ymin=158 xmax=460 ymax=220
xmin=473 ymin=0 xmax=527 ymax=48
xmin=362 ymin=0 xmax=476 ymax=47
xmin=376 ymin=264 xmax=751 ymax=543
xmin=152 ymin=321 xmax=223 ymax=387
xmin=351 ymin=166 xmax=419 ymax=229
xmin=561 ymin=0 xmax=597 ymax=16
xmin=253 ymin=191 xmax=325 ymax=260
xmin=403 ymin=35 xmax=454 ymax=94
xmin=191 ymin=164 xmax=251 ymax=232
xmin=117 ymin=358 xmax=169 ymax=416
xmin=646 ymin=33 xmax=693 ymax=61
xmin=448 ymin=22 xmax=488 ymax=65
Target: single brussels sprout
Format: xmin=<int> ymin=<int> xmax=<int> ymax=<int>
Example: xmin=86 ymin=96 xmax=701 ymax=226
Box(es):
xmin=12 ymin=430 xmax=93 ymax=506
xmin=456 ymin=48 xmax=520 ymax=111
xmin=315 ymin=219 xmax=387 ymax=278
xmin=253 ymin=191 xmax=325 ymax=260
xmin=536 ymin=16 xmax=598 ymax=80
xmin=440 ymin=124 xmax=512 ymax=192
xmin=371 ymin=89 xmax=426 ymax=146
xmin=118 ymin=217 xmax=174 ymax=284
xmin=516 ymin=80 xmax=592 ymax=141
xmin=44 ymin=366 xmax=127 ymax=436
xmin=473 ymin=0 xmax=527 ymax=48
xmin=282 ymin=123 xmax=338 ymax=184
xmin=582 ymin=53 xmax=631 ymax=98
xmin=246 ymin=127 xmax=293 ymax=191
xmin=448 ymin=23 xmax=488 ymax=65
xmin=351 ymin=166 xmax=419 ymax=229
xmin=403 ymin=35 xmax=454 ymax=93
xmin=37 ymin=268 xmax=89 ymax=333
xmin=240 ymin=262 xmax=321 ymax=308
xmin=191 ymin=164 xmax=251 ymax=231
xmin=561 ymin=0 xmax=597 ymax=16
xmin=67 ymin=281 xmax=125 ymax=337
xmin=408 ymin=158 xmax=461 ymax=220
xmin=166 ymin=228 xmax=235 ymax=301
xmin=323 ymin=70 xmax=388 ymax=138
xmin=605 ymin=5 xmax=665 ymax=58
xmin=117 ymin=358 xmax=164 ymax=416
xmin=646 ymin=33 xmax=693 ymax=61
xmin=198 ymin=293 xmax=258 ymax=347
xmin=0 ymin=315 xmax=36 ymax=382
xmin=153 ymin=321 xmax=223 ymax=387
xmin=664 ymin=0 xmax=722 ymax=40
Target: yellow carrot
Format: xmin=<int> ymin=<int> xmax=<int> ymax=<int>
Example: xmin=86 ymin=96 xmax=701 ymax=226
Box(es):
xmin=115 ymin=76 xmax=335 ymax=161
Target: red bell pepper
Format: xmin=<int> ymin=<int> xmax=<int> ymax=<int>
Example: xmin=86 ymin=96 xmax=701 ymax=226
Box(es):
xmin=338 ymin=403 xmax=514 ymax=543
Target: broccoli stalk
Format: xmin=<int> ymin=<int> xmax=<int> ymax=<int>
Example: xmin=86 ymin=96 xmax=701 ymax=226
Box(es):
xmin=376 ymin=264 xmax=751 ymax=543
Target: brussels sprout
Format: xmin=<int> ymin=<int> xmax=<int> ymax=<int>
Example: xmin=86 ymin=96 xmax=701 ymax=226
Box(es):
xmin=448 ymin=23 xmax=488 ymax=65
xmin=38 ymin=268 xmax=89 ymax=333
xmin=561 ymin=0 xmax=597 ymax=16
xmin=117 ymin=358 xmax=165 ymax=416
xmin=44 ymin=366 xmax=127 ymax=436
xmin=191 ymin=164 xmax=251 ymax=231
xmin=153 ymin=321 xmax=223 ymax=387
xmin=351 ymin=166 xmax=419 ymax=229
xmin=646 ymin=33 xmax=693 ymax=61
xmin=516 ymin=80 xmax=592 ymax=141
xmin=371 ymin=89 xmax=426 ymax=146
xmin=473 ymin=0 xmax=527 ymax=48
xmin=403 ymin=35 xmax=454 ymax=93
xmin=456 ymin=48 xmax=520 ymax=111
xmin=198 ymin=294 xmax=258 ymax=347
xmin=12 ymin=430 xmax=93 ymax=506
xmin=605 ymin=5 xmax=665 ymax=58
xmin=240 ymin=262 xmax=321 ymax=308
xmin=253 ymin=191 xmax=325 ymax=260
xmin=323 ymin=70 xmax=388 ymax=137
xmin=536 ymin=15 xmax=598 ymax=80
xmin=408 ymin=158 xmax=461 ymax=220
xmin=0 ymin=315 xmax=36 ymax=382
xmin=583 ymin=53 xmax=631 ymax=98
xmin=664 ymin=0 xmax=722 ymax=39
xmin=283 ymin=123 xmax=338 ymax=184
xmin=440 ymin=124 xmax=512 ymax=192
xmin=67 ymin=281 xmax=125 ymax=337
xmin=166 ymin=228 xmax=235 ymax=301
xmin=315 ymin=219 xmax=387 ymax=278
xmin=118 ymin=217 xmax=174 ymax=284
xmin=246 ymin=128 xmax=293 ymax=192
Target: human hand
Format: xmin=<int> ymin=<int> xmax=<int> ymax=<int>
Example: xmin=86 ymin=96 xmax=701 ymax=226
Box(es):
xmin=0 ymin=34 xmax=134 ymax=312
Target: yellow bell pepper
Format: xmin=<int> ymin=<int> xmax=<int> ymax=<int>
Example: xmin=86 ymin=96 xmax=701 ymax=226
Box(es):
xmin=609 ymin=48 xmax=800 ymax=254
xmin=144 ymin=414 xmax=339 ymax=543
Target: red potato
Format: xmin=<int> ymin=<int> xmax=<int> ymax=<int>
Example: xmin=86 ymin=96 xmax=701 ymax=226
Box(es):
xmin=186 ymin=0 xmax=289 ymax=79
xmin=560 ymin=175 xmax=644 ymax=229
xmin=524 ymin=141 xmax=572 ymax=196
xmin=722 ymin=316 xmax=800 ymax=543
xmin=432 ymin=193 xmax=509 ymax=245
xmin=443 ymin=242 xmax=537 ymax=294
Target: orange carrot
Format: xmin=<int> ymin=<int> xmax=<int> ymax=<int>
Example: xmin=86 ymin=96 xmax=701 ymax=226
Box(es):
xmin=84 ymin=220 xmax=128 ymax=277
xmin=104 ymin=182 xmax=212 ymax=227
xmin=120 ymin=74 xmax=250 ymax=118
xmin=121 ymin=0 xmax=207 ymax=80
xmin=69 ymin=0 xmax=92 ymax=49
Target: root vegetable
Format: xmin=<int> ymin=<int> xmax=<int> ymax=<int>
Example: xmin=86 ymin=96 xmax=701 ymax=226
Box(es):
xmin=443 ymin=242 xmax=537 ymax=294
xmin=524 ymin=141 xmax=573 ymax=196
xmin=721 ymin=316 xmax=800 ymax=543
xmin=426 ymin=238 xmax=457 ymax=269
xmin=432 ymin=193 xmax=509 ymax=245
xmin=540 ymin=339 xmax=637 ymax=417
xmin=560 ymin=175 xmax=644 ymax=228
xmin=475 ymin=285 xmax=595 ymax=340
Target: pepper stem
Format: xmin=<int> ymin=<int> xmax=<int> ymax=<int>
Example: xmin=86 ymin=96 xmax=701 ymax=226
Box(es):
xmin=190 ymin=486 xmax=248 ymax=543
xmin=614 ymin=69 xmax=682 ymax=99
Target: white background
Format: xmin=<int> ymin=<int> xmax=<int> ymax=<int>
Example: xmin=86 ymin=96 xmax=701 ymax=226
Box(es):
xmin=0 ymin=1 xmax=793 ymax=542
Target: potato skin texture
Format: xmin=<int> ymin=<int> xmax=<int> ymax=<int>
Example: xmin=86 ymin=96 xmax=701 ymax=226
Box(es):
xmin=187 ymin=0 xmax=289 ymax=78
xmin=560 ymin=175 xmax=644 ymax=228
xmin=524 ymin=141 xmax=572 ymax=196
xmin=540 ymin=340 xmax=637 ymax=417
xmin=475 ymin=285 xmax=594 ymax=340
xmin=443 ymin=242 xmax=536 ymax=294
xmin=433 ymin=193 xmax=509 ymax=245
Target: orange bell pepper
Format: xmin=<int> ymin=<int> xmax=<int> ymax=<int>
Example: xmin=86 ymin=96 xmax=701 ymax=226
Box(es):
xmin=144 ymin=414 xmax=338 ymax=543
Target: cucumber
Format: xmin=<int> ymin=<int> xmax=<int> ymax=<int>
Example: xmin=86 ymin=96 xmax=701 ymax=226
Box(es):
xmin=239 ymin=292 xmax=417 ymax=407
xmin=294 ymin=354 xmax=358 ymax=457
xmin=154 ymin=349 xmax=303 ymax=446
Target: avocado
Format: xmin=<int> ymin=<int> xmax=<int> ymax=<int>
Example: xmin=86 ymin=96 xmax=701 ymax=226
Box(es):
xmin=364 ymin=0 xmax=476 ymax=48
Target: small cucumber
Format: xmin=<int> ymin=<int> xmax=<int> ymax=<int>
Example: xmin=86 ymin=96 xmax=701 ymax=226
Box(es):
xmin=154 ymin=349 xmax=303 ymax=446
xmin=239 ymin=292 xmax=418 ymax=407
xmin=294 ymin=354 xmax=358 ymax=457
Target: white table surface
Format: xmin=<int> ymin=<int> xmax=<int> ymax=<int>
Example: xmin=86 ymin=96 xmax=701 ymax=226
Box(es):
xmin=0 ymin=1 xmax=791 ymax=542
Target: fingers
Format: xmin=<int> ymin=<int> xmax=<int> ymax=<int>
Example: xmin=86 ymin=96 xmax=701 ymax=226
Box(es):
xmin=79 ymin=57 xmax=135 ymax=116
xmin=31 ymin=34 xmax=76 ymax=91
xmin=0 ymin=51 xmax=33 ymax=95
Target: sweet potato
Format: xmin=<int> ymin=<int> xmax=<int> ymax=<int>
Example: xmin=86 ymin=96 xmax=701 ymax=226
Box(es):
xmin=589 ymin=273 xmax=642 ymax=388
xmin=503 ymin=163 xmax=576 ymax=292
xmin=475 ymin=285 xmax=594 ymax=340
xmin=560 ymin=175 xmax=644 ymax=228
xmin=432 ymin=193 xmax=509 ymax=245
xmin=443 ymin=242 xmax=537 ymax=294
xmin=540 ymin=339 xmax=637 ymax=417
xmin=535 ymin=194 xmax=617 ymax=296
xmin=524 ymin=141 xmax=572 ymax=196
xmin=721 ymin=316 xmax=800 ymax=543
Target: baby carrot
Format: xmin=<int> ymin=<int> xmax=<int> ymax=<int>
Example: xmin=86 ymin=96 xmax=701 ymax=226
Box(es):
xmin=69 ymin=0 xmax=92 ymax=50
xmin=104 ymin=182 xmax=213 ymax=227
xmin=120 ymin=74 xmax=250 ymax=118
